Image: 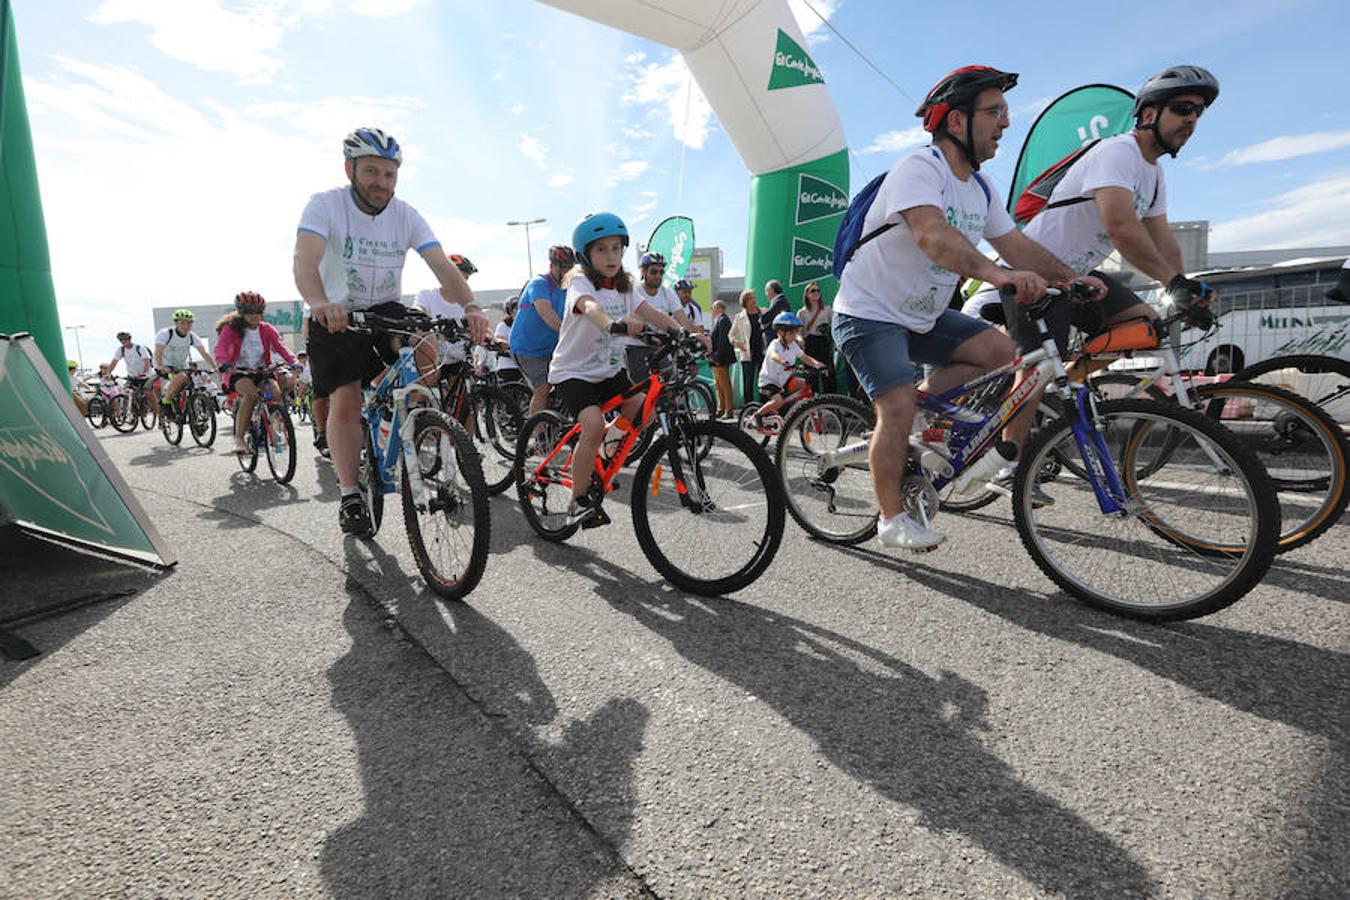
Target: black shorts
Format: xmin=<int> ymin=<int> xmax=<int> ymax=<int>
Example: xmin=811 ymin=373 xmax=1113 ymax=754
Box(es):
xmin=1002 ymin=270 xmax=1144 ymax=355
xmin=554 ymin=372 xmax=634 ymax=419
xmin=757 ymin=383 xmax=785 ymax=401
xmin=308 ymin=301 xmax=407 ymax=399
xmin=225 ymin=371 xmax=261 ymax=394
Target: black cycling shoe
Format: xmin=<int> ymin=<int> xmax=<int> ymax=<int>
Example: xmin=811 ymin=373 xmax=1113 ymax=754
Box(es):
xmin=314 ymin=432 xmax=330 ymax=458
xmin=339 ymin=494 xmax=374 ymax=536
xmin=566 ymin=493 xmax=611 ymax=529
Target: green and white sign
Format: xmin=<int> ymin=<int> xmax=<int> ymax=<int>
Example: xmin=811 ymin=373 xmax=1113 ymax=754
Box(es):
xmin=767 ymin=29 xmax=823 ymax=91
xmin=789 ymin=237 xmax=834 ymax=287
xmin=795 ymin=173 xmax=848 ymax=226
xmin=644 ymin=216 xmax=696 ymax=288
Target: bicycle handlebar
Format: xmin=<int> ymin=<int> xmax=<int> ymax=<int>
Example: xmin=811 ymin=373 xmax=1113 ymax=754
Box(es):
xmin=349 ymin=310 xmax=469 ymax=340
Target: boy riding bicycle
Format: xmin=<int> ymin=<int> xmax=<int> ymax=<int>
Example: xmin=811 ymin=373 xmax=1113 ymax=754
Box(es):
xmin=749 ymin=312 xmax=826 ymax=428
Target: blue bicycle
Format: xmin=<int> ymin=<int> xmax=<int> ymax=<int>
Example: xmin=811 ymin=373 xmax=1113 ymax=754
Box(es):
xmin=347 ymin=310 xmax=490 ymax=601
xmin=773 ymin=284 xmax=1281 ymax=621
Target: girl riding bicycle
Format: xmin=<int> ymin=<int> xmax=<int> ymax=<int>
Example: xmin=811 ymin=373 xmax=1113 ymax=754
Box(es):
xmin=214 ymin=292 xmax=298 ymax=454
xmin=749 ymin=312 xmax=827 ymax=428
xmin=548 ymin=212 xmax=684 ymax=527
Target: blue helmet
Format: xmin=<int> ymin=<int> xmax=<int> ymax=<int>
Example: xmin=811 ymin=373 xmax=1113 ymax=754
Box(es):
xmin=572 ymin=212 xmax=629 ymax=263
xmin=773 ymin=312 xmax=804 ymax=329
xmin=639 ymin=251 xmax=666 ymax=268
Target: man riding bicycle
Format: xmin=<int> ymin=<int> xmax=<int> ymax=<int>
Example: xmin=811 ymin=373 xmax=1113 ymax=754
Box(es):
xmin=107 ymin=331 xmax=156 ymax=410
xmin=831 ymin=65 xmax=1102 ymax=550
xmin=294 ymin=126 xmax=489 ymax=535
xmin=155 ymin=311 xmax=219 ymax=415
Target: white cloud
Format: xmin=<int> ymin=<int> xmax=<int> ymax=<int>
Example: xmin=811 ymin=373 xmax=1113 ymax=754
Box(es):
xmin=518 ymin=135 xmax=549 ymax=169
xmin=89 ymin=0 xmax=294 ymax=84
xmin=1204 ymin=129 xmax=1350 ymax=169
xmin=628 ymin=192 xmax=659 ymax=218
xmin=607 ymin=160 xmax=649 ymax=185
xmin=244 ymin=95 xmax=427 ymax=143
xmin=861 ymin=126 xmax=927 ymax=155
xmin=504 ymin=101 xmax=526 ymax=116
xmin=621 ymin=124 xmax=652 ymax=140
xmin=1209 ymin=172 xmax=1350 ymax=251
xmin=787 ymin=0 xmax=839 ymax=39
xmin=622 ymin=53 xmax=714 ymax=150
xmin=347 ymin=0 xmax=424 ymax=16
xmin=547 ymin=173 xmax=575 ymax=188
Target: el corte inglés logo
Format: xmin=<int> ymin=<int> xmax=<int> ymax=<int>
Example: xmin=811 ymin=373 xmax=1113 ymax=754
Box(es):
xmin=768 ymin=30 xmax=824 ymax=91
xmin=796 ymin=174 xmax=848 ymax=225
xmin=789 ymin=237 xmax=834 ymax=287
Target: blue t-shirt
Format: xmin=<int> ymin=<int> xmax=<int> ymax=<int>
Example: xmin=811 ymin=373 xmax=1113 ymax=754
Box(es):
xmin=510 ymin=274 xmax=567 ymax=357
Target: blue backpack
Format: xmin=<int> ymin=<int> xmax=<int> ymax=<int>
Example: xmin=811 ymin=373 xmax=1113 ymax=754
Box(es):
xmin=832 ymin=148 xmax=991 ymax=280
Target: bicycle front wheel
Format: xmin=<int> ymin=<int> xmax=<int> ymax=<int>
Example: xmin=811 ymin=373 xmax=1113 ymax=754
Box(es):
xmin=1014 ymin=399 xmax=1279 ymax=621
xmin=264 ymin=405 xmax=297 ymax=484
xmin=774 ymin=394 xmax=878 ymax=544
xmin=139 ymin=398 xmax=157 ymax=430
xmin=189 ymin=391 xmax=218 ymax=447
xmin=1235 ymin=353 xmax=1350 ymax=424
xmin=109 ymin=394 xmax=137 ymax=432
xmin=631 ymin=420 xmax=784 ymax=595
xmin=402 ymin=409 xmax=490 ymax=600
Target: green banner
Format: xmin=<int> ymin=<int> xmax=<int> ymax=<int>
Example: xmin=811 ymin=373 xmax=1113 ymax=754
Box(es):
xmin=767 ymin=29 xmax=824 ymax=91
xmin=0 ymin=1 xmax=66 ymax=388
xmin=746 ymin=148 xmax=847 ymax=310
xmin=644 ymin=216 xmax=695 ymax=288
xmin=1007 ymin=84 xmax=1136 ymax=216
xmin=0 ymin=336 xmax=175 ymax=565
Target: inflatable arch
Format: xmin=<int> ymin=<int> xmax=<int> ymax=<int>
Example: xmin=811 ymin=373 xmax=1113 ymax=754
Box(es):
xmin=538 ymin=0 xmax=849 ymax=307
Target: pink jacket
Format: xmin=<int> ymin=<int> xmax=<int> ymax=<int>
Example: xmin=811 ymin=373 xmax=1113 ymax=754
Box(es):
xmin=213 ymin=321 xmax=297 ymax=369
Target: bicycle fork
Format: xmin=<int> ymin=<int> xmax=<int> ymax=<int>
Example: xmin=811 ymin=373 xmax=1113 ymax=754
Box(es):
xmin=658 ymin=415 xmax=713 ymax=513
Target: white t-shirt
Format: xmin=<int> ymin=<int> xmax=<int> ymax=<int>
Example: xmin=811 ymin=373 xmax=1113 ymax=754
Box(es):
xmin=1022 ymin=133 xmax=1167 ymax=274
xmin=635 ymin=283 xmax=680 ymax=316
xmin=759 ymin=337 xmax=805 ymax=388
xmin=494 ymin=321 xmax=518 ymax=371
xmin=549 ymin=273 xmax=648 ymax=383
xmin=297 ymin=186 xmax=440 ymax=311
xmin=154 ymin=327 xmax=206 ymax=369
xmin=298 ymin=362 xmax=312 ymax=384
xmin=113 ymin=343 xmax=153 ymax=377
xmin=237 ymin=328 xmax=266 ymax=370
xmin=834 ymin=147 xmax=1015 ymax=331
xmin=412 ymin=288 xmax=467 ymax=365
xmin=800 ymin=305 xmax=833 ymax=337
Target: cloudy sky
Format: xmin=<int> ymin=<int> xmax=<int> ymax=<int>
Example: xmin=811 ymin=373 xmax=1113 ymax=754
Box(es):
xmin=13 ymin=0 xmax=1349 ymax=363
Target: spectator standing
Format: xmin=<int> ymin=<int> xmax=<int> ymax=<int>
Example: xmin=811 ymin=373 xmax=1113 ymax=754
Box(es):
xmin=729 ymin=289 xmax=763 ymax=408
xmin=800 ymin=281 xmax=836 ymax=393
xmin=708 ymin=299 xmax=736 ymax=417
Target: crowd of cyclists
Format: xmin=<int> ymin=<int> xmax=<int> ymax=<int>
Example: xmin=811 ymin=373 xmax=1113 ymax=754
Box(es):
xmin=83 ymin=62 xmax=1346 ymax=620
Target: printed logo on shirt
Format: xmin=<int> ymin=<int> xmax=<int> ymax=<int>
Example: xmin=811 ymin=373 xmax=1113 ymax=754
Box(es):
xmin=789 ymin=236 xmax=835 ymax=287
xmin=768 ymin=30 xmax=824 ymax=91
xmin=343 ymin=236 xmax=354 ymax=260
xmin=795 ymin=173 xmax=849 ymax=225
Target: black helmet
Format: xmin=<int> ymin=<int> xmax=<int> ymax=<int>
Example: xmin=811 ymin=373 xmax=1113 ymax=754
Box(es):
xmin=116 ymin=331 xmax=132 ymax=341
xmin=1133 ymin=65 xmax=1219 ymax=118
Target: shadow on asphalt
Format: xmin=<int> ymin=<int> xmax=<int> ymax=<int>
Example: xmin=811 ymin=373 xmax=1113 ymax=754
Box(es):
xmin=126 ymin=444 xmax=212 ymax=469
xmin=833 ymin=543 xmax=1349 ymax=899
xmin=546 ymin=542 xmax=1154 ymax=899
xmin=321 ymin=536 xmax=649 ymax=895
xmin=192 ymin=473 xmax=305 ymax=529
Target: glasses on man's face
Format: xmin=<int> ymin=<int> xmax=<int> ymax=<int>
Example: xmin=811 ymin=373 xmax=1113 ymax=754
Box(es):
xmin=973 ymin=104 xmax=1009 ymax=119
xmin=649 ymin=268 xmax=666 ymax=276
xmin=1165 ymin=100 xmax=1205 ymax=118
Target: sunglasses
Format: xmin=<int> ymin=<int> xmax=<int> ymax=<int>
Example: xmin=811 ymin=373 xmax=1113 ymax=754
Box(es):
xmin=1165 ymin=100 xmax=1205 ymax=118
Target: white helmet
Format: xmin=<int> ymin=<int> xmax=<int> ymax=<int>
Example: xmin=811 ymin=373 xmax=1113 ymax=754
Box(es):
xmin=342 ymin=127 xmax=402 ymax=165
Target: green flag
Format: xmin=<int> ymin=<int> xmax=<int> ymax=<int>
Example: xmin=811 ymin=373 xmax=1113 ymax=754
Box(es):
xmin=644 ymin=216 xmax=695 ymax=288
xmin=1007 ymin=84 xmax=1136 ymax=217
xmin=767 ymin=29 xmax=824 ymax=91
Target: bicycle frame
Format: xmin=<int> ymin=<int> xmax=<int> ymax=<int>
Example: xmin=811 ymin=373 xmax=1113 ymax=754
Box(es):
xmin=362 ymin=338 xmax=441 ymax=496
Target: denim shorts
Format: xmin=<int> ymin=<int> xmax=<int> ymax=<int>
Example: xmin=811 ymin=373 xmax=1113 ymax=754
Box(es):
xmin=512 ymin=352 xmax=551 ymax=390
xmin=832 ymin=310 xmax=990 ymax=399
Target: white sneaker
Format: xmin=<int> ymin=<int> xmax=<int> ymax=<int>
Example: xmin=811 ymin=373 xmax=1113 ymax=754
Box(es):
xmin=876 ymin=512 xmax=945 ymax=550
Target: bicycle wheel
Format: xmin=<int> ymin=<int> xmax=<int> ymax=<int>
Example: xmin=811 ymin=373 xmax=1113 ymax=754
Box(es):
xmin=108 ymin=393 xmax=136 ymax=432
xmin=515 ymin=410 xmax=580 ymax=541
xmin=236 ymin=422 xmax=259 ymax=473
xmin=1013 ymin=398 xmax=1279 ymax=621
xmin=1234 ymin=354 xmax=1350 ymax=425
xmin=1191 ymin=382 xmax=1347 ymax=553
xmin=139 ymin=397 xmax=157 ymax=430
xmin=264 ymin=405 xmax=297 ymax=484
xmin=474 ymin=384 xmax=523 ymax=495
xmin=359 ymin=419 xmax=384 ymax=536
xmin=85 ymin=396 xmax=107 ymax=430
xmin=774 ymin=394 xmax=878 ymax=544
xmin=631 ymin=419 xmax=785 ymax=595
xmin=160 ymin=402 xmax=184 ymax=445
xmin=189 ymin=391 xmax=218 ymax=447
xmin=402 ymin=409 xmax=491 ymax=600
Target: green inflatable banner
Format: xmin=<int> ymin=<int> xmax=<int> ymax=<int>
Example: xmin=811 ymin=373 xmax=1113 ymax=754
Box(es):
xmin=1007 ymin=84 xmax=1136 ymax=218
xmin=0 ymin=0 xmax=66 ymax=388
xmin=644 ymin=215 xmax=695 ymax=288
xmin=746 ymin=147 xmax=848 ymax=310
xmin=0 ymin=335 xmax=175 ymax=566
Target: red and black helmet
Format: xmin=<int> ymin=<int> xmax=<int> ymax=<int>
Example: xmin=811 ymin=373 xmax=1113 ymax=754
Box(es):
xmin=235 ymin=291 xmax=266 ymax=313
xmin=547 ymin=244 xmax=576 ymax=268
xmin=916 ymin=66 xmax=1019 ymax=133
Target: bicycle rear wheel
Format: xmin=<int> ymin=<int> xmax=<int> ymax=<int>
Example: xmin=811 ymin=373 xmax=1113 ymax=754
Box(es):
xmin=264 ymin=405 xmax=297 ymax=484
xmin=774 ymin=394 xmax=877 ymax=544
xmin=402 ymin=409 xmax=490 ymax=600
xmin=189 ymin=391 xmax=218 ymax=447
xmin=160 ymin=401 xmax=184 ymax=445
xmin=515 ymin=410 xmax=580 ymax=542
xmin=474 ymin=384 xmax=524 ymax=495
xmin=359 ymin=419 xmax=385 ymax=536
xmin=236 ymin=423 xmax=259 ymax=473
xmin=1191 ymin=382 xmax=1347 ymax=553
xmin=1234 ymin=354 xmax=1350 ymax=424
xmin=1014 ymin=399 xmax=1278 ymax=621
xmin=86 ymin=396 xmax=107 ymax=430
xmin=631 ymin=419 xmax=784 ymax=595
xmin=139 ymin=397 xmax=157 ymax=430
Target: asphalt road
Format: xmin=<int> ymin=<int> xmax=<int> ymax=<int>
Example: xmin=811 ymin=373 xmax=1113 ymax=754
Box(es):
xmin=3 ymin=420 xmax=1347 ymax=898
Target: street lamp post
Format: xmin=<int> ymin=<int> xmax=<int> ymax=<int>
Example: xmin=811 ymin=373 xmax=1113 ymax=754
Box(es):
xmin=506 ymin=218 xmax=546 ymax=280
xmin=65 ymin=324 xmax=86 ymax=372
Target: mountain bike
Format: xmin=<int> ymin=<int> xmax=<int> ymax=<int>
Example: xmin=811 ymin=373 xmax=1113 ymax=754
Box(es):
xmin=84 ymin=379 xmax=132 ymax=431
xmin=775 ymin=284 xmax=1280 ymax=621
xmin=347 ymin=310 xmax=491 ymax=601
xmin=737 ymin=364 xmax=830 ymax=444
xmin=434 ymin=343 xmax=531 ymax=496
xmin=158 ymin=367 xmax=218 ymax=448
xmin=228 ymin=366 xmax=296 ymax=483
xmin=516 ymin=329 xmax=785 ymax=596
